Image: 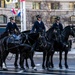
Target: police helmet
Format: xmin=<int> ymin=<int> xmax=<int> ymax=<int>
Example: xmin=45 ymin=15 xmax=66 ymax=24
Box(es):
xmin=9 ymin=17 xmax=14 ymax=20
xmin=36 ymin=15 xmax=41 ymax=20
xmin=55 ymin=16 xmax=60 ymax=20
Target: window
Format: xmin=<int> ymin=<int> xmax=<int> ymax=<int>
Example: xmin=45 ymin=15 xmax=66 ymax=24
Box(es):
xmin=69 ymin=3 xmax=75 ymax=10
xmin=15 ymin=2 xmax=20 ymax=8
xmin=0 ymin=15 xmax=7 ymax=23
xmin=0 ymin=1 xmax=1 ymax=7
xmin=32 ymin=2 xmax=41 ymax=9
xmin=32 ymin=16 xmax=36 ymax=24
xmin=0 ymin=0 xmax=6 ymax=8
xmin=50 ymin=16 xmax=56 ymax=23
xmin=71 ymin=16 xmax=75 ymax=22
xmin=51 ymin=2 xmax=60 ymax=9
xmin=47 ymin=2 xmax=51 ymax=10
xmin=15 ymin=16 xmax=21 ymax=24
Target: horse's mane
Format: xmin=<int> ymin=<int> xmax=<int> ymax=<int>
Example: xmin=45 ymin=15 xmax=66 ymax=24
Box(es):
xmin=21 ymin=30 xmax=30 ymax=34
xmin=46 ymin=27 xmax=54 ymax=41
xmin=61 ymin=26 xmax=70 ymax=35
xmin=63 ymin=26 xmax=70 ymax=31
xmin=46 ymin=27 xmax=54 ymax=35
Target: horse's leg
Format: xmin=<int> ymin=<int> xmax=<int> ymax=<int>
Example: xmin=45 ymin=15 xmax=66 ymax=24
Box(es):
xmin=29 ymin=53 xmax=37 ymax=71
xmin=14 ymin=53 xmax=18 ymax=69
xmin=2 ymin=51 xmax=9 ymax=70
xmin=51 ymin=51 xmax=54 ymax=68
xmin=19 ymin=53 xmax=25 ymax=70
xmin=42 ymin=52 xmax=46 ymax=69
xmin=64 ymin=51 xmax=68 ymax=69
xmin=0 ymin=51 xmax=2 ymax=69
xmin=26 ymin=58 xmax=29 ymax=69
xmin=59 ymin=51 xmax=62 ymax=69
xmin=46 ymin=52 xmax=50 ymax=70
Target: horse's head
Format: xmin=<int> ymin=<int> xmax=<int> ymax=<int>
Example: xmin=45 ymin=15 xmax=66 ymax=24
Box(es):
xmin=68 ymin=26 xmax=75 ymax=37
xmin=38 ymin=35 xmax=47 ymax=48
xmin=46 ymin=27 xmax=55 ymax=41
xmin=71 ymin=26 xmax=75 ymax=37
xmin=61 ymin=25 xmax=75 ymax=42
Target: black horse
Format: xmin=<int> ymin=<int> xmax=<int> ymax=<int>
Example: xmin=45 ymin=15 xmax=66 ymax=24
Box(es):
xmin=19 ymin=32 xmax=40 ymax=70
xmin=13 ymin=30 xmax=31 ymax=69
xmin=0 ymin=32 xmax=35 ymax=70
xmin=47 ymin=25 xmax=75 ymax=69
xmin=23 ymin=31 xmax=53 ymax=70
xmin=0 ymin=31 xmax=8 ymax=68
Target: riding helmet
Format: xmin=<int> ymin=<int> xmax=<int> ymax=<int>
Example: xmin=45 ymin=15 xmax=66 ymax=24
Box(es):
xmin=9 ymin=17 xmax=14 ymax=20
xmin=55 ymin=16 xmax=60 ymax=20
xmin=36 ymin=15 xmax=41 ymax=20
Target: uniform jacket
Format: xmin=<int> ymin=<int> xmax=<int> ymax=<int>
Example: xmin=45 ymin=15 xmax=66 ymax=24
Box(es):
xmin=31 ymin=21 xmax=45 ymax=33
xmin=52 ymin=22 xmax=63 ymax=34
xmin=6 ymin=22 xmax=19 ymax=34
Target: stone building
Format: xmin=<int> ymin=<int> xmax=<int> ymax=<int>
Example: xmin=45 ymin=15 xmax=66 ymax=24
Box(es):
xmin=0 ymin=0 xmax=75 ymax=30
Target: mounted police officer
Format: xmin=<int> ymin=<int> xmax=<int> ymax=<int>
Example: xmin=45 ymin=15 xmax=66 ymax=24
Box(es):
xmin=52 ymin=16 xmax=63 ymax=34
xmin=31 ymin=15 xmax=46 ymax=36
xmin=31 ymin=15 xmax=46 ymax=51
xmin=51 ymin=16 xmax=63 ymax=42
xmin=5 ymin=17 xmax=20 ymax=39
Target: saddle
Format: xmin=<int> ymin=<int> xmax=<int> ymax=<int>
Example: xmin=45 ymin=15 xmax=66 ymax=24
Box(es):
xmin=7 ymin=34 xmax=22 ymax=44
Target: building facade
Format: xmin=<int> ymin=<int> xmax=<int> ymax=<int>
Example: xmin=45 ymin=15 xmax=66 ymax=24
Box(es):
xmin=0 ymin=0 xmax=75 ymax=30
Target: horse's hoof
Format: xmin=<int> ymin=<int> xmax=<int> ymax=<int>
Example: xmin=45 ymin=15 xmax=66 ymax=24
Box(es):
xmin=65 ymin=65 xmax=68 ymax=69
xmin=33 ymin=67 xmax=37 ymax=71
xmin=59 ymin=66 xmax=62 ymax=69
xmin=23 ymin=69 xmax=27 ymax=72
xmin=59 ymin=64 xmax=62 ymax=69
xmin=42 ymin=67 xmax=45 ymax=69
xmin=15 ymin=66 xmax=18 ymax=69
xmin=34 ymin=68 xmax=37 ymax=71
xmin=26 ymin=67 xmax=29 ymax=70
xmin=51 ymin=65 xmax=54 ymax=68
xmin=20 ymin=67 xmax=24 ymax=70
xmin=47 ymin=67 xmax=50 ymax=71
xmin=3 ymin=68 xmax=8 ymax=71
xmin=0 ymin=67 xmax=2 ymax=71
xmin=42 ymin=66 xmax=45 ymax=69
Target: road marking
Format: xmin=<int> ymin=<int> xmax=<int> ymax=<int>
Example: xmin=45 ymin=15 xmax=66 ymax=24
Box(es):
xmin=17 ymin=70 xmax=24 ymax=73
xmin=35 ymin=64 xmax=41 ymax=67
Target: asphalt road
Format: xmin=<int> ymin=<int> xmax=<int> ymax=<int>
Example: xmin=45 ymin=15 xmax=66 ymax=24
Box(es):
xmin=0 ymin=53 xmax=75 ymax=75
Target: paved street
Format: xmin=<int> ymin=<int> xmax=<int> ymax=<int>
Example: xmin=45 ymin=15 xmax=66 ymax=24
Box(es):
xmin=0 ymin=50 xmax=75 ymax=75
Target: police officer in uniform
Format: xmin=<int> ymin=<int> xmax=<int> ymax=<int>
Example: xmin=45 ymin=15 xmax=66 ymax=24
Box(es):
xmin=31 ymin=15 xmax=46 ymax=35
xmin=51 ymin=16 xmax=63 ymax=43
xmin=52 ymin=16 xmax=63 ymax=34
xmin=5 ymin=17 xmax=20 ymax=35
xmin=31 ymin=15 xmax=46 ymax=51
